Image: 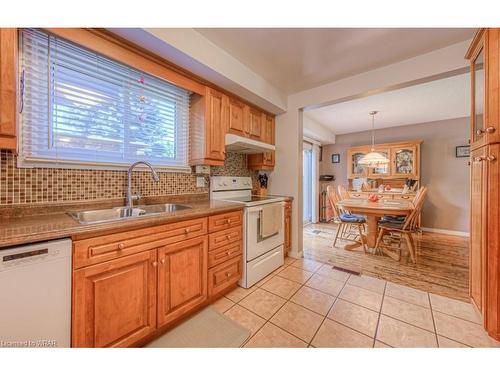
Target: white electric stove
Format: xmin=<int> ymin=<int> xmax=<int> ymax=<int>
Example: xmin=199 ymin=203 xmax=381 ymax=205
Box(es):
xmin=210 ymin=176 xmax=285 ymax=288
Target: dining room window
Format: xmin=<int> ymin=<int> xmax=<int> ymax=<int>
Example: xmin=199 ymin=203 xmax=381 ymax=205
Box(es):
xmin=18 ymin=28 xmax=191 ymax=171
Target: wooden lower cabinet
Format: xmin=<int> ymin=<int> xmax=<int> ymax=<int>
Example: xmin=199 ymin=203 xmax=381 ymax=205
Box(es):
xmin=284 ymin=201 xmax=292 ymax=256
xmin=72 ymin=211 xmax=243 ymax=347
xmin=72 ymin=250 xmax=157 ymax=348
xmin=157 ymin=236 xmax=208 ymax=328
xmin=208 ymin=255 xmax=242 ymax=297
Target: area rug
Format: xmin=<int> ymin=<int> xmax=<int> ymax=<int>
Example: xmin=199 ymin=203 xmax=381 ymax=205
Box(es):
xmin=145 ymin=307 xmax=251 ymax=348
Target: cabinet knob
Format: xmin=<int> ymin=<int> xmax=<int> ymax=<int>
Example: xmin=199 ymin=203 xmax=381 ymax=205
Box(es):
xmin=476 ymin=126 xmax=496 ymax=135
xmin=160 ymin=259 xmax=165 ymax=265
xmin=226 ymin=218 xmax=231 ymax=224
xmin=226 ymin=272 xmax=232 ymax=278
xmin=226 ymin=235 xmax=232 ymax=240
xmin=474 ymin=156 xmax=486 ymax=162
xmin=184 ymin=228 xmax=190 ymax=235
xmin=487 ymin=155 xmax=497 ymax=162
xmin=152 ymin=261 xmax=158 ymax=267
xmin=226 ymin=251 xmax=231 ymax=256
xmin=118 ymin=243 xmax=125 ymax=250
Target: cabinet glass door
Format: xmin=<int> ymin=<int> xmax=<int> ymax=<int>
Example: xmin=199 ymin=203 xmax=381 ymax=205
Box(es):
xmin=350 ymin=152 xmax=367 ymax=177
xmin=369 ymin=149 xmax=390 ymax=176
xmin=472 ymin=47 xmax=485 ymax=144
xmin=392 ymin=147 xmax=416 ymax=176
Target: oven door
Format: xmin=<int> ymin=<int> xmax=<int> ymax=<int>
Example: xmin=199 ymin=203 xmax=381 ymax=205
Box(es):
xmin=246 ymin=202 xmax=285 ymax=262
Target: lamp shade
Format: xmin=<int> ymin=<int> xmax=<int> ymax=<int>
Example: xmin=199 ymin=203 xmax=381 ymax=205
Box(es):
xmin=358 ymin=150 xmax=390 ymax=167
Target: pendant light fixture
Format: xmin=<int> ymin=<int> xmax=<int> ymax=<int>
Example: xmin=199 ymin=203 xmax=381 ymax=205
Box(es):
xmin=358 ymin=111 xmax=390 ymax=167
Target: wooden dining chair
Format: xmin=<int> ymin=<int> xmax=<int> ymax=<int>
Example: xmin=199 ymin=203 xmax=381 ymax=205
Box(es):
xmin=374 ymin=186 xmax=428 ymax=263
xmin=327 ymin=185 xmax=367 ymax=252
xmin=337 ymin=185 xmax=350 ymax=200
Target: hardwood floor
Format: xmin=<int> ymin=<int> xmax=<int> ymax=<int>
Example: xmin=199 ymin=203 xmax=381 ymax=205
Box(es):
xmin=303 ymin=223 xmax=470 ymax=302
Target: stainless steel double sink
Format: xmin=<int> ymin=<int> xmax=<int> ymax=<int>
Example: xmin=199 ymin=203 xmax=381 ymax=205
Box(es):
xmin=69 ymin=203 xmax=191 ymax=224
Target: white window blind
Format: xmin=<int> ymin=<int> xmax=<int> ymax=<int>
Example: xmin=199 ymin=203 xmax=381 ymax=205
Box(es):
xmin=18 ymin=28 xmax=191 ymax=170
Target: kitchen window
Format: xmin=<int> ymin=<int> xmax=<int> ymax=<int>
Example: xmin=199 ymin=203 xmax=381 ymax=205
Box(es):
xmin=18 ymin=28 xmax=191 ymax=171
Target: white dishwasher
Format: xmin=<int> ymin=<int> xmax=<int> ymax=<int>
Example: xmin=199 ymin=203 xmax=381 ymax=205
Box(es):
xmin=0 ymin=238 xmax=72 ymax=348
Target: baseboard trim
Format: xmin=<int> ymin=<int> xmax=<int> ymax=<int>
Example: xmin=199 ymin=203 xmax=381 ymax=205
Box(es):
xmin=421 ymin=227 xmax=470 ymax=237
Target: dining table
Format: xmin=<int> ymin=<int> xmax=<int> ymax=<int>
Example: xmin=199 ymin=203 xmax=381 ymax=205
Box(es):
xmin=336 ymin=198 xmax=414 ymax=250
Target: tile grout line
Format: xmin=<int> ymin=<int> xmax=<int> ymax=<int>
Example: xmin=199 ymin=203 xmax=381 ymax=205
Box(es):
xmin=308 ymin=274 xmax=351 ymax=346
xmin=372 ymin=280 xmax=388 ymax=347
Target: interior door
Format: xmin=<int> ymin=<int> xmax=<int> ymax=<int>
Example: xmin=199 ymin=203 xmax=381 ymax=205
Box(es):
xmin=157 ymin=236 xmax=208 ymax=328
xmin=470 ymin=147 xmax=487 ymax=313
xmin=72 ymin=250 xmax=157 ymax=347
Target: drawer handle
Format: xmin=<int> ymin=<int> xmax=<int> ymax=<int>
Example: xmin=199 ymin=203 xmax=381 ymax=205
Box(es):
xmin=184 ymin=228 xmax=190 ymax=235
xmin=487 ymin=155 xmax=497 ymax=162
xmin=118 ymin=243 xmax=125 ymax=250
xmin=226 ymin=272 xmax=232 ymax=278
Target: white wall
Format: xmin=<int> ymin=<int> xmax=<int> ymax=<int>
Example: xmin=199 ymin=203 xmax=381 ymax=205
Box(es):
xmin=303 ymin=115 xmax=336 ymax=145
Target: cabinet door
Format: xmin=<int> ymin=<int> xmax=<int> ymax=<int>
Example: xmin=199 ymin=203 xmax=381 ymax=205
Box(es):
xmin=470 ymin=147 xmax=487 ymax=313
xmin=247 ymin=106 xmax=263 ymax=140
xmin=486 ymin=29 xmax=500 ymax=145
xmin=391 ymin=146 xmax=417 ymax=177
xmin=0 ymin=29 xmax=17 ymax=150
xmin=205 ymin=88 xmax=226 ymax=163
xmin=347 ymin=150 xmax=368 ymax=178
xmin=368 ymin=148 xmax=390 ymax=177
xmin=263 ymin=114 xmax=275 ymax=165
xmin=227 ymin=97 xmax=247 ymax=137
xmin=72 ymin=250 xmax=157 ymax=347
xmin=157 ymin=236 xmax=208 ymax=328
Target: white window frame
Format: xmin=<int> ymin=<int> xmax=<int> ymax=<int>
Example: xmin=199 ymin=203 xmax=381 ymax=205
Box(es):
xmin=17 ymin=29 xmax=192 ymax=173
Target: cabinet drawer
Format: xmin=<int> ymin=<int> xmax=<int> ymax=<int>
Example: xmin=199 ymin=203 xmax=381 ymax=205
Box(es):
xmin=73 ymin=217 xmax=207 ymax=269
xmin=208 ymin=226 xmax=242 ymax=250
xmin=208 ymin=210 xmax=243 ymax=233
xmin=208 ymin=255 xmax=242 ymax=297
xmin=208 ymin=241 xmax=242 ymax=268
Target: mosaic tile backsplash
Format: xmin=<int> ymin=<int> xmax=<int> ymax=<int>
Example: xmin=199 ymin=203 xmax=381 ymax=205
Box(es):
xmin=0 ymin=151 xmax=257 ymax=206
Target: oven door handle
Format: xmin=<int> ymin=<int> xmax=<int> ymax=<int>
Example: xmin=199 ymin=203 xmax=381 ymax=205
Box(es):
xmin=246 ymin=202 xmax=285 ymax=213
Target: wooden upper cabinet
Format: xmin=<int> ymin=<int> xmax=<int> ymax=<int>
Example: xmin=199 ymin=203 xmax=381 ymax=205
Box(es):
xmin=157 ymin=236 xmax=208 ymax=328
xmin=391 ymin=145 xmax=419 ymax=178
xmin=72 ymin=250 xmax=158 ymax=348
xmin=227 ymin=97 xmax=247 ymax=137
xmin=205 ymin=88 xmax=226 ymax=164
xmin=246 ymin=106 xmax=264 ymax=140
xmin=190 ymin=87 xmax=226 ymax=166
xmin=467 ymin=29 xmax=500 ymax=150
xmin=369 ymin=147 xmax=391 ymax=177
xmin=248 ymin=113 xmax=276 ymax=170
xmin=347 ymin=149 xmax=368 ymax=178
xmin=0 ymin=28 xmax=17 ymax=151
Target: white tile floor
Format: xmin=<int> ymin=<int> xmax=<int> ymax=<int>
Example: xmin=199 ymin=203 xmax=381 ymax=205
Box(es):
xmin=211 ymin=257 xmax=500 ymax=348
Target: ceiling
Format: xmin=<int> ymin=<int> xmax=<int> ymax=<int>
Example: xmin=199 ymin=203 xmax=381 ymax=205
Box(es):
xmin=305 ymin=72 xmax=475 ymax=135
xmin=195 ymin=28 xmax=475 ymax=94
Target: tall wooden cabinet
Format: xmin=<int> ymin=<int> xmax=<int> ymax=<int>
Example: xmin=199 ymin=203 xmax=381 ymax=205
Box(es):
xmin=467 ymin=28 xmax=500 ymax=341
xmin=0 ymin=28 xmax=17 ymax=150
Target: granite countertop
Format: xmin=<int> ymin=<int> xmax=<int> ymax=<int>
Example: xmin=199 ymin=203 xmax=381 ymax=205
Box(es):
xmin=0 ymin=197 xmax=245 ymax=249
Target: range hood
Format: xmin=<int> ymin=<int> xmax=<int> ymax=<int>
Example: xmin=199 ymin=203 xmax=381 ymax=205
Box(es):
xmin=224 ymin=134 xmax=275 ymax=154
